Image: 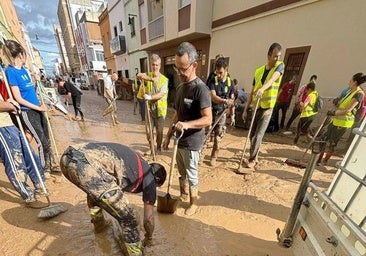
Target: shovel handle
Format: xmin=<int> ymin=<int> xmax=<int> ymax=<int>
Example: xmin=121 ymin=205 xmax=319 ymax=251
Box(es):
xmin=166 ymin=130 xmax=184 ymax=194
xmin=238 ymin=98 xmax=260 ymax=169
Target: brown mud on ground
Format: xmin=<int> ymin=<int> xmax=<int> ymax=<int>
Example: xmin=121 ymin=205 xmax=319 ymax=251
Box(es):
xmin=0 ymin=90 xmax=339 ymax=255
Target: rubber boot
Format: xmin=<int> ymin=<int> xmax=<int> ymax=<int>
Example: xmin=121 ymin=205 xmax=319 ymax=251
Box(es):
xmin=179 ymin=177 xmax=188 ymax=201
xmin=323 ymin=152 xmax=333 ymax=166
xmin=124 ymin=241 xmax=143 ymax=256
xmin=89 ymin=207 xmax=109 ymax=233
xmin=185 ymin=187 xmax=198 ymax=216
xmin=210 ymin=149 xmax=219 ymax=167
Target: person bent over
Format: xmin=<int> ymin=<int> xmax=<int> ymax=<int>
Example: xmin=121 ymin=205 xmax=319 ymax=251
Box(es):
xmin=60 ymin=143 xmax=166 ymax=256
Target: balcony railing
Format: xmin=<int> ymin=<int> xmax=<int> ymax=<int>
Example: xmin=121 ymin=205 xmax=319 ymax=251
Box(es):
xmin=148 ymin=15 xmax=164 ymax=40
xmin=109 ymin=35 xmax=126 ymax=55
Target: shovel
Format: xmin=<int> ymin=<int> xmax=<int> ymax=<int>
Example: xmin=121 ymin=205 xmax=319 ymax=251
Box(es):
xmin=234 ymin=98 xmax=260 ymax=175
xmin=157 ymin=130 xmax=184 ymax=214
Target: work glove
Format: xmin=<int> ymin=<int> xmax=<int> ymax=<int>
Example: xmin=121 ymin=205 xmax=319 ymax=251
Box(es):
xmin=225 ymin=98 xmax=235 ymax=107
xmin=7 ymin=99 xmax=21 ymax=114
xmin=332 ymin=98 xmax=340 ymax=106
xmin=327 ymin=110 xmax=336 ymax=116
xmin=230 ymin=115 xmax=235 ymax=126
xmin=143 ymin=94 xmax=152 ymax=101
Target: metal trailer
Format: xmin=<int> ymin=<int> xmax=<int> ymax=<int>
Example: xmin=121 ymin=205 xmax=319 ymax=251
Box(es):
xmin=279 ymin=118 xmax=366 ymax=256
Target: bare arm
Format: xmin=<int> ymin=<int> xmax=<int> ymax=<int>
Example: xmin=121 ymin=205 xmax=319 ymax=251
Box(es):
xmin=143 ymin=203 xmax=155 ymax=246
xmin=256 ymin=71 xmax=282 ymax=97
xmin=210 ymin=90 xmax=226 ymax=104
xmin=335 ymin=98 xmax=360 ymax=116
xmin=175 ymin=106 xmax=212 ymax=131
xmin=10 ymin=86 xmax=45 ymax=111
xmin=0 ymin=100 xmax=17 ymax=113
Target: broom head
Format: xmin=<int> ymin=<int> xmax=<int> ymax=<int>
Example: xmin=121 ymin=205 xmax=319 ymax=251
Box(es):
xmin=285 ymin=158 xmax=307 ymax=169
xmin=37 ymin=204 xmax=68 ymax=219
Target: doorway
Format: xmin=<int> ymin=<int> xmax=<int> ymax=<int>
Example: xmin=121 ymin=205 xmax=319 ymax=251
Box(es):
xmin=281 ymin=46 xmax=311 ymax=93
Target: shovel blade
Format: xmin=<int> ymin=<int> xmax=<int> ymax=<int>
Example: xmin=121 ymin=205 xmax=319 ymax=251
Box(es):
xmin=157 ymin=193 xmax=179 ymax=214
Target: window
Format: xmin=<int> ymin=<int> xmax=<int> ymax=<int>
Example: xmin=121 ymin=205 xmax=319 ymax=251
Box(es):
xmin=113 ymin=26 xmax=117 ymax=37
xmin=119 ymin=21 xmax=123 ymax=32
xmin=95 ymin=51 xmax=104 ymax=61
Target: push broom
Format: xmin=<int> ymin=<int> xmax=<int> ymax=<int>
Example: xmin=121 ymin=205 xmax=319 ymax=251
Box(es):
xmin=1 ymin=67 xmax=67 ymax=219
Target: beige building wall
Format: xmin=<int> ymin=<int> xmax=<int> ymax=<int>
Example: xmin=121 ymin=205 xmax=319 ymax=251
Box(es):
xmin=210 ymin=0 xmax=366 ymax=98
xmin=99 ymin=7 xmax=116 ymax=74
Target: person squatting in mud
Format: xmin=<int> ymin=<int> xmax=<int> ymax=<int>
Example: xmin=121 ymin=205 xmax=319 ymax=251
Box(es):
xmin=60 ymin=142 xmax=167 ymax=256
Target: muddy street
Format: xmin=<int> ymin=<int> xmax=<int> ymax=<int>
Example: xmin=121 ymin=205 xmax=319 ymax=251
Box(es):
xmin=0 ymin=89 xmax=338 ymax=255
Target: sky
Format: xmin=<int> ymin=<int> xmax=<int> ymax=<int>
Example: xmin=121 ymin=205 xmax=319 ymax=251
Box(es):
xmin=13 ymin=0 xmax=60 ymax=76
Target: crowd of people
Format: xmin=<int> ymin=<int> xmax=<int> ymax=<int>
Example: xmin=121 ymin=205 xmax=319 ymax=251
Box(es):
xmin=1 ymin=38 xmax=365 ymax=256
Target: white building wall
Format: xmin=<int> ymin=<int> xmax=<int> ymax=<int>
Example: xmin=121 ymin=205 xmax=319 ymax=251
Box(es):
xmin=108 ymin=0 xmax=128 ymax=75
xmin=124 ymin=0 xmax=148 ymax=77
xmin=210 ymin=0 xmax=366 ymax=98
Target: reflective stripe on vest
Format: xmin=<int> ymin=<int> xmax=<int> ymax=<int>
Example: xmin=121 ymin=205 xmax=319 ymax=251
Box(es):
xmin=214 ymin=75 xmax=232 ymax=96
xmin=333 ymin=88 xmax=362 ymax=128
xmin=253 ymin=61 xmax=284 ymax=109
xmin=300 ymin=91 xmax=317 ymax=118
xmin=146 ymin=72 xmax=168 ymax=117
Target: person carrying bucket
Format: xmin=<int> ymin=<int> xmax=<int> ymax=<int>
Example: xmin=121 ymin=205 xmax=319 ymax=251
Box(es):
xmin=163 ymin=42 xmax=212 ymax=216
xmin=59 ymin=142 xmax=166 ymax=256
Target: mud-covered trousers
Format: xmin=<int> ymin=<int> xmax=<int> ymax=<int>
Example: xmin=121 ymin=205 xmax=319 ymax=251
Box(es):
xmin=21 ymin=109 xmax=53 ymax=169
xmin=0 ymin=125 xmax=44 ymax=200
xmin=72 ymin=95 xmax=84 ymax=119
xmin=249 ymin=108 xmax=273 ymax=161
xmin=60 ymin=146 xmax=140 ymax=244
xmin=212 ymin=111 xmax=227 ymax=151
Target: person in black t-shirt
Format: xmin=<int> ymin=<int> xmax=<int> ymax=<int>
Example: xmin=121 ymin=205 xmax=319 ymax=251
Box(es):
xmin=163 ymin=42 xmax=212 ymax=216
xmin=60 ymin=142 xmax=166 ymax=255
xmin=56 ymin=77 xmax=84 ymax=121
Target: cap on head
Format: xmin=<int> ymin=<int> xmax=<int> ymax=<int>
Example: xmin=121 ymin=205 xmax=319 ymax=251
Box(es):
xmin=150 ymin=163 xmax=166 ymax=187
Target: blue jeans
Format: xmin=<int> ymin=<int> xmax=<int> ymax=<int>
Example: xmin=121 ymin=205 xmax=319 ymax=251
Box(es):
xmin=249 ymin=108 xmax=273 ymax=161
xmin=138 ymin=99 xmax=145 ymax=121
xmin=176 ymin=148 xmax=200 ymax=189
xmin=0 ymin=125 xmax=44 ymax=200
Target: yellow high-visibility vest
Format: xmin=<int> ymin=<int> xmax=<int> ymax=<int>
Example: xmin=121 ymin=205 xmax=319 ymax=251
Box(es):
xmin=253 ymin=61 xmax=284 ymax=109
xmin=300 ymin=91 xmax=318 ymax=118
xmin=214 ymin=75 xmax=232 ymax=96
xmin=141 ymin=72 xmax=168 ymax=117
xmin=333 ymin=88 xmax=362 ymax=128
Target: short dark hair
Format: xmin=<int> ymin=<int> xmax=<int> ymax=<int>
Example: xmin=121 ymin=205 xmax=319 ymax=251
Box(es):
xmin=215 ymin=57 xmax=228 ymax=69
xmin=267 ymin=42 xmax=282 ymax=56
xmin=352 ymin=72 xmax=366 ymax=86
xmin=150 ymin=163 xmax=166 ymax=187
xmin=306 ymin=82 xmax=316 ymax=91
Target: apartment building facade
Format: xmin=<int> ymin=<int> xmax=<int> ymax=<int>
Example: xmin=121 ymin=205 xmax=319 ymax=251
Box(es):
xmin=209 ymin=0 xmax=366 ymax=98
